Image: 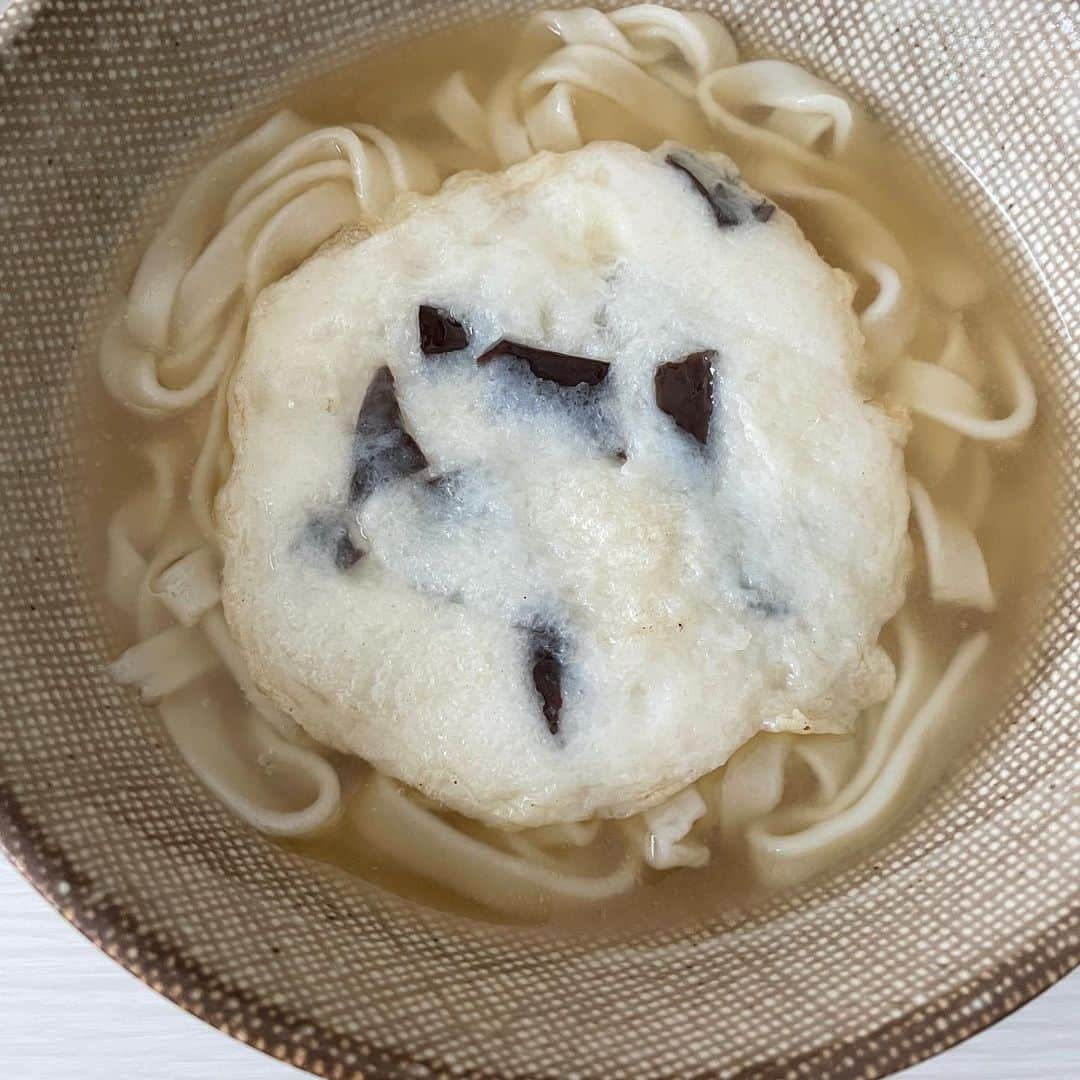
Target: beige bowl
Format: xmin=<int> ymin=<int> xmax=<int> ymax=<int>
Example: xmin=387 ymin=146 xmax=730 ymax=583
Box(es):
xmin=0 ymin=1 xmax=1077 ymax=1076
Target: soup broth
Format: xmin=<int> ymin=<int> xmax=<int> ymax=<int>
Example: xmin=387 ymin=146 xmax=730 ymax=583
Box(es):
xmin=83 ymin=8 xmax=1052 ymax=928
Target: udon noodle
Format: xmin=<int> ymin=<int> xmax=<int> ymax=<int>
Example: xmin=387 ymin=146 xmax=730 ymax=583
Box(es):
xmin=97 ymin=6 xmax=1037 ymax=918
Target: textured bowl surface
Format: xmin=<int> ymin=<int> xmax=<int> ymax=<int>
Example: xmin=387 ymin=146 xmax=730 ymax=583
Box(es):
xmin=0 ymin=2 xmax=1077 ymax=1077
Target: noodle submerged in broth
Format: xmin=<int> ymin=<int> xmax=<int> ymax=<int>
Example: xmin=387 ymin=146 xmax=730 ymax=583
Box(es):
xmin=94 ymin=6 xmax=1040 ymax=923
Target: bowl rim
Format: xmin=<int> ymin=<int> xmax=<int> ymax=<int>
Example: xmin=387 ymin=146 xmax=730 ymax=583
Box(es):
xmin=3 ymin=735 xmax=1078 ymax=1078
xmin=0 ymin=0 xmax=1076 ymax=1075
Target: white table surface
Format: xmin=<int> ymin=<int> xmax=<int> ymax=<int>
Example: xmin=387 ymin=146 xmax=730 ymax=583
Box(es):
xmin=1 ymin=856 xmax=1076 ymax=1079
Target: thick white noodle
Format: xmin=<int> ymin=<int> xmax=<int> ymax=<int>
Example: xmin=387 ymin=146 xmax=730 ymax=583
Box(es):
xmin=908 ymin=478 xmax=996 ymax=611
xmin=958 ymin=443 xmax=994 ymax=529
xmin=109 ymin=624 xmax=220 ymax=702
xmin=433 ymin=71 xmax=494 ymax=158
xmin=100 ymin=114 xmax=436 ymax=419
xmin=189 ymin=377 xmax=235 ymax=544
xmin=753 ymin=162 xmax=919 ymax=366
xmin=161 ymin=695 xmax=342 ymax=838
xmin=348 ymin=775 xmax=638 ymax=917
xmin=538 ymin=6 xmax=738 ymax=75
xmin=125 ymin=111 xmax=312 ymax=352
xmin=746 ymin=630 xmax=990 ymax=888
xmin=697 ymin=67 xmax=856 ymax=184
xmin=530 ymin=6 xmax=737 ymax=103
xmin=151 ymin=547 xmax=221 ymax=627
xmin=104 ymin=441 xmax=182 ymax=615
xmin=199 ymin=610 xmax=306 ymax=742
xmin=698 ymin=60 xmax=857 ymax=155
xmin=714 ymin=734 xmax=790 ymax=838
xmin=641 ymin=787 xmax=709 ymax=869
xmin=133 ymin=525 xmax=207 ymax=641
xmin=904 ymin=316 xmax=981 ymax=485
xmin=886 ymin=323 xmax=1037 ymax=442
xmin=98 ymin=4 xmax=1037 ymax=911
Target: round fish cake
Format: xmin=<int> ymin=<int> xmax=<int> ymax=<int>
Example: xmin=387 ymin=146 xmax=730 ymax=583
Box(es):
xmin=219 ymin=141 xmax=910 ymax=827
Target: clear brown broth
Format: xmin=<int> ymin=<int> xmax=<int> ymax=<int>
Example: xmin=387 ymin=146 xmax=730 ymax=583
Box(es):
xmin=78 ymin=17 xmax=1058 ymax=930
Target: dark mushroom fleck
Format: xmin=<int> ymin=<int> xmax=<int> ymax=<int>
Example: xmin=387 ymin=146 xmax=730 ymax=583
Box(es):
xmin=418 ymin=304 xmax=469 ymax=355
xmin=665 ymin=148 xmax=775 ymax=227
xmin=304 ymin=515 xmax=363 ymax=571
xmin=350 ymin=365 xmax=428 ymax=505
xmin=654 ymin=350 xmax=715 ymax=445
xmin=330 ymin=531 xmax=363 ymax=571
xmin=477 ymin=338 xmax=610 ymax=388
xmin=739 ymin=572 xmax=790 ymax=617
xmin=529 ymin=625 xmax=565 ymax=737
xmin=425 ymin=469 xmax=463 ymax=498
